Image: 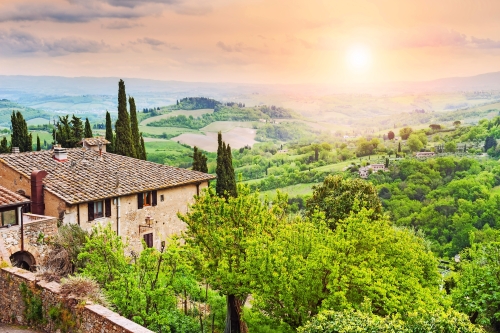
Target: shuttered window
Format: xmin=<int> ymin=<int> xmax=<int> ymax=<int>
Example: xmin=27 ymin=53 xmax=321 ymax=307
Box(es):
xmin=143 ymin=233 xmax=153 ymax=248
xmin=88 ymin=202 xmax=94 ymax=221
xmin=138 ymin=193 xmax=144 ymax=209
xmin=105 ymin=199 xmax=112 ymax=217
xmin=152 ymin=191 xmax=157 ymax=206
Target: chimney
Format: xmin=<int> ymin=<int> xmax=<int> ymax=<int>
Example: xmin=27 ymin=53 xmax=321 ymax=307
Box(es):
xmin=53 ymin=145 xmax=68 ymax=162
xmin=31 ymin=170 xmax=48 ymax=215
xmin=11 ymin=147 xmax=19 ymax=154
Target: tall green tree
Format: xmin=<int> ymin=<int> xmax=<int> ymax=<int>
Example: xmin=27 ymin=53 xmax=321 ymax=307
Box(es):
xmin=305 ymin=175 xmax=382 ymax=230
xmin=114 ymin=80 xmax=136 ymax=158
xmin=249 ymin=210 xmax=444 ymax=328
xmin=84 ymin=118 xmax=93 ymax=138
xmin=139 ymin=134 xmax=146 ymax=160
xmin=129 ymin=97 xmax=142 ymax=159
xmin=225 ymin=144 xmax=237 ymax=197
xmin=0 ymin=137 xmax=8 ymax=153
xmin=216 ymin=132 xmax=228 ymax=197
xmin=11 ymin=111 xmax=30 ymax=152
xmin=105 ymin=111 xmax=114 ymax=153
xmin=192 ymin=146 xmax=201 ymax=171
xmin=56 ymin=115 xmax=72 ymax=148
xmin=70 ymin=115 xmax=84 ymax=147
xmin=179 ymin=185 xmax=288 ymax=333
xmin=36 ymin=135 xmax=41 ymax=151
xmin=192 ymin=146 xmax=208 ymax=173
xmin=452 ymin=241 xmax=500 ymax=327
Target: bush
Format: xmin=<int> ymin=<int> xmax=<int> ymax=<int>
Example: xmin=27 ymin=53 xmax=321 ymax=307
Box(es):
xmin=298 ymin=309 xmax=485 ymax=333
xmin=60 ymin=275 xmax=110 ymax=307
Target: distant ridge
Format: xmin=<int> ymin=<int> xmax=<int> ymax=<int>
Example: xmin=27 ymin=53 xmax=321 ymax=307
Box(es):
xmin=0 ymin=71 xmax=500 ymax=99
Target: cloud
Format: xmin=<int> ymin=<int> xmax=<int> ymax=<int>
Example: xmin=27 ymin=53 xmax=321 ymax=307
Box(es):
xmin=216 ymin=41 xmax=269 ymax=54
xmin=0 ymin=2 xmax=150 ymax=23
xmin=102 ymin=21 xmax=144 ymax=29
xmin=384 ymin=27 xmax=500 ymax=50
xmin=173 ymin=4 xmax=212 ymax=16
xmin=470 ymin=36 xmax=500 ymax=49
xmin=216 ymin=41 xmax=239 ymax=52
xmin=392 ymin=28 xmax=467 ymax=48
xmin=134 ymin=37 xmax=180 ymax=50
xmin=0 ymin=30 xmax=110 ymax=56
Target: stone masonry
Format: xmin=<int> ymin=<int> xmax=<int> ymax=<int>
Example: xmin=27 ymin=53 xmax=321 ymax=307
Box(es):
xmin=0 ymin=267 xmax=153 ymax=333
xmin=0 ymin=215 xmax=57 ymax=266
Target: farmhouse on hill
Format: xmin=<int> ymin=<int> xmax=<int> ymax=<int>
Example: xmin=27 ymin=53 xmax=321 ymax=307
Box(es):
xmin=0 ymin=142 xmax=215 ymax=253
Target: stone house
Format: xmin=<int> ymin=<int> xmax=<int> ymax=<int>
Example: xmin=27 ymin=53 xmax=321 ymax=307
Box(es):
xmin=359 ymin=163 xmax=387 ymax=179
xmin=0 ymin=142 xmax=215 ymax=253
xmin=0 ymin=185 xmax=58 ymax=269
xmin=415 ymin=151 xmax=436 ymax=158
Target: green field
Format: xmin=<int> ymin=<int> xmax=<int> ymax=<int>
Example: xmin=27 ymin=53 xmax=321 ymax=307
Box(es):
xmin=139 ymin=125 xmax=200 ymax=137
xmin=200 ymin=121 xmax=257 ymax=133
xmin=27 ymin=117 xmax=51 ymax=125
xmin=259 ymin=182 xmax=320 ymax=199
xmin=140 ymin=109 xmax=214 ymax=126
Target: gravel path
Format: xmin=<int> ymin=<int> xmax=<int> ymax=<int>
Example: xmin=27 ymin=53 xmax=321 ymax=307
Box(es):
xmin=0 ymin=324 xmax=41 ymax=333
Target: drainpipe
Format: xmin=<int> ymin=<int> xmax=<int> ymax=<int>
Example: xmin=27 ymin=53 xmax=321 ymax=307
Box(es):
xmin=77 ymin=204 xmax=80 ymax=226
xmin=116 ymin=197 xmax=121 ymax=236
xmin=20 ymin=206 xmax=24 ymax=252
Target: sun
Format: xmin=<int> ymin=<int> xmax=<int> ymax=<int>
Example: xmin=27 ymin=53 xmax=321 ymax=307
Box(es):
xmin=346 ymin=45 xmax=371 ymax=71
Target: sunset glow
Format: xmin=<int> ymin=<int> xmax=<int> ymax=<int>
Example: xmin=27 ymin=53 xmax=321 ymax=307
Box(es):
xmin=0 ymin=0 xmax=499 ymax=84
xmin=346 ymin=46 xmax=372 ymax=72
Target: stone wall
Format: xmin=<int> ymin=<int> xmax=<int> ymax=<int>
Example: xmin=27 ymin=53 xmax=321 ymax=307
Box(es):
xmin=0 ymin=267 xmax=153 ymax=333
xmin=0 ymin=215 xmax=58 ymax=266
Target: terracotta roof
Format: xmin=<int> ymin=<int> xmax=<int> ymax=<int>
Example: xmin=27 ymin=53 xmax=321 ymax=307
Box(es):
xmin=79 ymin=137 xmax=111 ymax=146
xmin=0 ymin=149 xmax=215 ymax=204
xmin=0 ymin=185 xmax=30 ymax=207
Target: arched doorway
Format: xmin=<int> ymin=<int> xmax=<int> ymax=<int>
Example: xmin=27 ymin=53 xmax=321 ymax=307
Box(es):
xmin=10 ymin=251 xmax=35 ymax=271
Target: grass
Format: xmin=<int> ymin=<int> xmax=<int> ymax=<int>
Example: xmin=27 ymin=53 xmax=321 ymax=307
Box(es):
xmin=139 ymin=125 xmax=200 ymax=136
xmin=27 ymin=117 xmax=51 ymax=125
xmin=140 ymin=109 xmax=214 ymax=126
xmin=200 ymin=121 xmax=256 ymax=133
xmin=259 ymin=182 xmax=320 ymax=199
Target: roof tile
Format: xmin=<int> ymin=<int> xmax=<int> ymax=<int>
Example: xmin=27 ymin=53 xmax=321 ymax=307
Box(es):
xmin=0 ymin=149 xmax=215 ymax=204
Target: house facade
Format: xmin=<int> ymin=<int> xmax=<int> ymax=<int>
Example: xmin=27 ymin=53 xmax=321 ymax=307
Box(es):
xmin=0 ymin=144 xmax=214 ymax=253
xmin=359 ymin=163 xmax=387 ymax=179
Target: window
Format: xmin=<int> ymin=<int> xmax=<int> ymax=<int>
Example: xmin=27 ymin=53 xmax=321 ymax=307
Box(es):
xmin=143 ymin=233 xmax=153 ymax=248
xmin=143 ymin=192 xmax=152 ymax=206
xmin=138 ymin=191 xmax=157 ymax=209
xmin=88 ymin=198 xmax=112 ymax=221
xmin=1 ymin=210 xmax=17 ymax=227
xmin=160 ymin=195 xmax=164 ymax=202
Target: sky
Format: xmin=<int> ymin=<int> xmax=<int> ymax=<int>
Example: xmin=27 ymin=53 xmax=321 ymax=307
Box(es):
xmin=0 ymin=0 xmax=500 ymax=85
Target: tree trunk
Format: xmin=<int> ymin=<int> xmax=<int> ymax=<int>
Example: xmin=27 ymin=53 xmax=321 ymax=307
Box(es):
xmin=223 ymin=294 xmax=248 ymax=333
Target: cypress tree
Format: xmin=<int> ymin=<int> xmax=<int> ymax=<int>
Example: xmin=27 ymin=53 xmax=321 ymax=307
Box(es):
xmin=84 ymin=118 xmax=93 ymax=138
xmin=192 ymin=146 xmax=200 ymax=171
xmin=0 ymin=137 xmax=8 ymax=153
xmin=200 ymin=153 xmax=208 ymax=173
xmin=129 ymin=97 xmax=142 ymax=159
xmin=225 ymin=144 xmax=237 ymax=197
xmin=11 ymin=111 xmax=30 ymax=152
xmin=27 ymin=133 xmax=32 ymax=152
xmin=70 ymin=115 xmax=84 ymax=147
xmin=216 ymin=132 xmax=227 ymax=197
xmin=114 ymin=80 xmax=136 ymax=158
xmin=105 ymin=111 xmax=114 ymax=153
xmin=36 ymin=135 xmax=41 ymax=151
xmin=398 ymin=141 xmax=401 ymax=153
xmin=140 ymin=134 xmax=147 ymax=160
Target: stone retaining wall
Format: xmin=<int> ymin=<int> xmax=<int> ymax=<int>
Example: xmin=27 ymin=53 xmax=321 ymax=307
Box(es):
xmin=0 ymin=267 xmax=153 ymax=333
